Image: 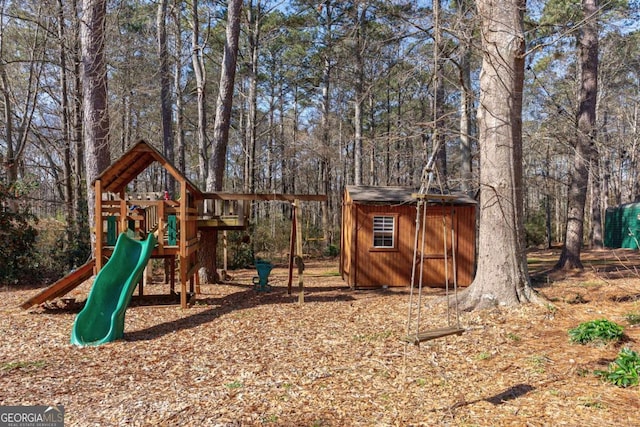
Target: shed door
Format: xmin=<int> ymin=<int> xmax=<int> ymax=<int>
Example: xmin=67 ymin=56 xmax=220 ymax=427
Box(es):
xmin=419 ymin=208 xmax=456 ymax=287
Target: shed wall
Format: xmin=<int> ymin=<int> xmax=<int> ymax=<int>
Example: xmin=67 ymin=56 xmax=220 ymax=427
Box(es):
xmin=341 ymin=197 xmax=476 ymax=288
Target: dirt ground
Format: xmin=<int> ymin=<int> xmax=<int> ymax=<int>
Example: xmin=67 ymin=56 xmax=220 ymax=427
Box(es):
xmin=2 ymin=249 xmax=640 ymax=426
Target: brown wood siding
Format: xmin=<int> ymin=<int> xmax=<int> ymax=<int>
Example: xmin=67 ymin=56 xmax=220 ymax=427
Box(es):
xmin=418 ymin=206 xmax=476 ymax=287
xmin=341 ymin=196 xmax=476 ymax=289
xmin=355 ymin=204 xmax=418 ymax=287
xmin=453 ymin=205 xmax=476 ymax=286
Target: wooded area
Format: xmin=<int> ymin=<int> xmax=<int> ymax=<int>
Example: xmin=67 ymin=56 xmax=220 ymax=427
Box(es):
xmin=0 ymin=0 xmax=639 ymax=287
xmin=4 ymin=1 xmax=640 ymax=424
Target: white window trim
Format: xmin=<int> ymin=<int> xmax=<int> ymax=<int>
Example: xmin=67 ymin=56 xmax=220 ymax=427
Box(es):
xmin=372 ymin=215 xmax=396 ymax=249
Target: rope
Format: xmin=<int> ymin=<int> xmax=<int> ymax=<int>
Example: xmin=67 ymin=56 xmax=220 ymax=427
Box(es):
xmin=404 ymin=142 xmax=464 ymax=345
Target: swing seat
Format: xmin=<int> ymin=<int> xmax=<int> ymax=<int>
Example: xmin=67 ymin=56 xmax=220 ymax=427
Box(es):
xmin=253 ymin=259 xmax=273 ymax=292
xmin=402 ymin=326 xmax=465 ymax=345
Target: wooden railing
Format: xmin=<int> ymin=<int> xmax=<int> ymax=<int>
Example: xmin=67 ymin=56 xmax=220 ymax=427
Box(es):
xmin=197 ymin=199 xmax=248 ymax=230
xmin=100 ymin=193 xmax=191 ymax=250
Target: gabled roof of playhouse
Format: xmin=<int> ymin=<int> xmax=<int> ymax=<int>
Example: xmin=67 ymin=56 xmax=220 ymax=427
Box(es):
xmin=94 ymin=139 xmax=203 ymax=198
xmin=345 ymin=185 xmax=476 ymax=205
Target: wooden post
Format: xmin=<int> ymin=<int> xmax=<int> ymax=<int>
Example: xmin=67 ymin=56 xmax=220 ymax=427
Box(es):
xmin=169 ymin=258 xmax=176 ymax=294
xmin=180 ymin=183 xmax=187 ymax=309
xmin=294 ymin=200 xmax=304 ymax=304
xmin=140 ymin=264 xmax=151 ymax=296
xmin=95 ymin=179 xmax=104 ymax=271
xmin=287 ymin=202 xmax=296 ymax=295
xmin=119 ymin=190 xmax=128 ymax=238
xmin=223 ymin=230 xmax=228 ymax=273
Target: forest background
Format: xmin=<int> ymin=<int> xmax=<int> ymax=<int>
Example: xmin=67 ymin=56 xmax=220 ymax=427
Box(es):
xmin=0 ymin=0 xmax=639 ymax=286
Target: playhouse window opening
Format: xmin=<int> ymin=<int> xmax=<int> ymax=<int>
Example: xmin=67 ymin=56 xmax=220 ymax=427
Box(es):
xmin=373 ymin=215 xmax=395 ymax=248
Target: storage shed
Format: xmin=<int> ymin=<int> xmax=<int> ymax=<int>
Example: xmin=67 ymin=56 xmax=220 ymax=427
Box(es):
xmin=604 ymin=203 xmax=640 ymax=249
xmin=340 ymin=186 xmax=476 ymax=289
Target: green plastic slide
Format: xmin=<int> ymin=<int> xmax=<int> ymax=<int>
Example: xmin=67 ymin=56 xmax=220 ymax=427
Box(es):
xmin=71 ymin=232 xmax=156 ymax=346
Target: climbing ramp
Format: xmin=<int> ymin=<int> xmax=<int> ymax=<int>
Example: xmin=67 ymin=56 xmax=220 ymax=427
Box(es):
xmin=20 ymin=259 xmax=95 ymax=310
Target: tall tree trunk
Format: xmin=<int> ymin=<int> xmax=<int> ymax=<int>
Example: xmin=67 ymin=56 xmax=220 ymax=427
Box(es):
xmin=200 ymin=0 xmax=243 ymax=284
xmin=458 ymin=42 xmax=473 ymax=195
xmin=320 ymin=0 xmax=332 ymax=247
xmin=456 ymin=0 xmax=474 ymax=196
xmin=353 ymin=4 xmax=365 ymax=186
xmin=556 ymin=0 xmax=599 ymax=270
xmin=432 ymin=0 xmax=447 ymax=188
xmin=191 ymin=0 xmax=208 ymax=184
xmin=173 ymin=0 xmax=185 ymax=174
xmin=207 ymin=0 xmax=243 ymax=191
xmin=384 ymin=81 xmax=391 ymax=185
xmin=458 ymin=0 xmax=537 ymax=310
xmin=72 ymin=0 xmax=87 ymax=251
xmin=81 ymin=0 xmax=111 ymax=253
xmin=368 ymin=92 xmax=376 ymax=185
xmin=57 ymin=0 xmax=75 ymax=261
xmin=244 ymin=0 xmax=260 ymax=194
xmin=591 ymin=155 xmax=603 ymax=248
xmin=157 ymin=0 xmax=175 ymax=196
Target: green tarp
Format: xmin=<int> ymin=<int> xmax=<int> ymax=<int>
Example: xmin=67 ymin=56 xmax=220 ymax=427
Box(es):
xmin=604 ymin=203 xmax=640 ymax=249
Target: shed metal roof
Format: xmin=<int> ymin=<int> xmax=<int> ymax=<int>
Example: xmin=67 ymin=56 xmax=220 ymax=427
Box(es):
xmin=345 ymin=185 xmax=476 ymax=205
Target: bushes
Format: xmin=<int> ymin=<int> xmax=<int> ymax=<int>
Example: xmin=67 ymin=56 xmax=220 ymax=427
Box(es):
xmin=222 ymin=218 xmax=339 ymax=269
xmin=0 ymin=182 xmax=38 ymax=285
xmin=525 ymin=209 xmax=548 ymax=247
xmin=568 ymin=319 xmax=624 ymax=345
xmin=0 ymin=180 xmax=90 ymax=285
xmin=31 ymin=218 xmax=79 ymax=283
xmin=568 ymin=319 xmax=640 ymax=388
xmin=595 ymin=348 xmax=640 ymax=388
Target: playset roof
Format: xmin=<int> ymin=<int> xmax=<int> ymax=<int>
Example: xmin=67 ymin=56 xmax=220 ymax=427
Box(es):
xmin=94 ymin=139 xmax=203 ymax=198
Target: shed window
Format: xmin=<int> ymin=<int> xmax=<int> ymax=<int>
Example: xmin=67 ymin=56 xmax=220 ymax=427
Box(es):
xmin=373 ymin=216 xmax=395 ymax=248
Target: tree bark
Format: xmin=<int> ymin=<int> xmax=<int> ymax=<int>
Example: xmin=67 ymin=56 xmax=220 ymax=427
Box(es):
xmin=456 ymin=0 xmax=475 ymax=196
xmin=200 ymin=0 xmax=243 ymax=284
xmin=173 ymin=0 xmax=185 ymax=174
xmin=590 ymin=155 xmax=603 ymax=249
xmin=57 ymin=0 xmax=76 ymax=260
xmin=157 ymin=0 xmax=175 ymax=196
xmin=244 ymin=0 xmax=259 ymax=195
xmin=555 ymin=0 xmax=598 ymax=270
xmin=81 ymin=0 xmax=111 ymax=253
xmin=319 ymin=0 xmax=332 ymax=249
xmin=352 ymin=4 xmax=365 ymax=186
xmin=457 ymin=0 xmax=538 ymax=310
xmin=72 ymin=0 xmax=88 ymax=250
xmin=432 ymin=0 xmax=447 ymax=188
xmin=191 ymin=0 xmax=208 ymax=184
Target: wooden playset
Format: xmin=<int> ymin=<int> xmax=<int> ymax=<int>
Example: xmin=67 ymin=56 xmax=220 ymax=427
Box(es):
xmin=21 ymin=139 xmax=326 ymax=311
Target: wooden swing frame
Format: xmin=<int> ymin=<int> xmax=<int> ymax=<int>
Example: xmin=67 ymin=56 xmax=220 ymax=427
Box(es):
xmin=403 ymin=168 xmax=465 ymax=345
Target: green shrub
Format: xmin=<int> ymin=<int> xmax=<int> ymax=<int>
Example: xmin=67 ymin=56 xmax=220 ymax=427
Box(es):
xmin=0 ymin=181 xmax=38 ymax=285
xmin=30 ymin=218 xmax=66 ymax=281
xmin=524 ymin=209 xmax=547 ymax=247
xmin=595 ymin=348 xmax=640 ymax=387
xmin=212 ymin=230 xmax=253 ymax=269
xmin=568 ymin=319 xmax=624 ymax=344
xmin=324 ymin=244 xmax=339 ymax=257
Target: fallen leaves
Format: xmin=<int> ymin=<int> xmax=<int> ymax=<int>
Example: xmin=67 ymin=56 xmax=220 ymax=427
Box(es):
xmin=1 ymin=255 xmax=639 ymax=426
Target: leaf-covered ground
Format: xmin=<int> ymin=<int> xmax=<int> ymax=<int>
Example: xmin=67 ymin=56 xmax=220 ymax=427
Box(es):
xmin=2 ymin=250 xmax=640 ymax=426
